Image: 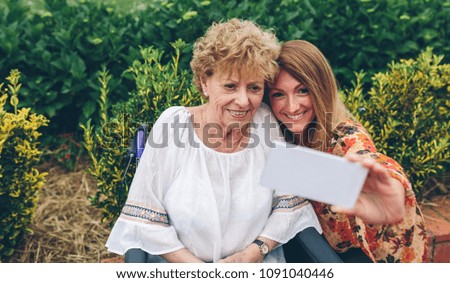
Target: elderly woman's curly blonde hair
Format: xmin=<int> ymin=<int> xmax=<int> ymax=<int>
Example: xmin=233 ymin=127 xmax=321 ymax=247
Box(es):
xmin=190 ymin=18 xmax=280 ymax=95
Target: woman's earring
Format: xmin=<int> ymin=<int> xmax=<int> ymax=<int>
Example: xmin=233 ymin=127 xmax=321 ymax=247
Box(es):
xmin=204 ymin=91 xmax=208 ymax=97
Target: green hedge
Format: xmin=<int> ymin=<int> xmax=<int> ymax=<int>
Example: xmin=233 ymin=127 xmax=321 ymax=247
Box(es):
xmin=0 ymin=0 xmax=141 ymax=134
xmin=341 ymin=48 xmax=449 ymax=199
xmin=2 ymin=0 xmax=449 ymax=135
xmin=0 ymin=70 xmax=49 ymax=262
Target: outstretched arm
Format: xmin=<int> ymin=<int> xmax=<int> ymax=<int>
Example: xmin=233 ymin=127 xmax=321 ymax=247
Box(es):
xmin=331 ymin=153 xmax=405 ymax=225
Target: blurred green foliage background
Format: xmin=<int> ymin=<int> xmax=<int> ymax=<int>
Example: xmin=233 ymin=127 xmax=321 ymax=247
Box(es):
xmin=1 ymin=0 xmax=449 ymax=135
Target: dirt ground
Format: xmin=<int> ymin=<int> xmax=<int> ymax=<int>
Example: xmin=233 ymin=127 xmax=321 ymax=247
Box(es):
xmin=6 ymin=161 xmax=120 ymax=263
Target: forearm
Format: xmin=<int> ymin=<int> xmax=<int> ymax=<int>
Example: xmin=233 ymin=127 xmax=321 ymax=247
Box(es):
xmin=244 ymin=236 xmax=280 ymax=262
xmin=219 ymin=237 xmax=280 ymax=263
xmin=256 ymin=236 xmax=278 ymax=252
xmin=161 ymin=248 xmax=204 ymax=263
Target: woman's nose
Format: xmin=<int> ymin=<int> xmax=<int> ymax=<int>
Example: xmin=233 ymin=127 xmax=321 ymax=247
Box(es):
xmin=286 ymin=95 xmax=300 ymax=113
xmin=235 ymin=89 xmax=250 ymax=107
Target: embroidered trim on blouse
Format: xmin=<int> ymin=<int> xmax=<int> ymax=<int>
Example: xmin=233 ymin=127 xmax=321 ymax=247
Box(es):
xmin=121 ymin=203 xmax=169 ymax=225
xmin=272 ymin=196 xmax=307 ymax=211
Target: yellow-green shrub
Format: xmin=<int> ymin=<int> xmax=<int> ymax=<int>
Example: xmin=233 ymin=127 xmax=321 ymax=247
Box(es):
xmin=82 ymin=41 xmax=203 ymax=226
xmin=341 ymin=48 xmax=449 ymax=199
xmin=0 ymin=70 xmax=49 ymax=262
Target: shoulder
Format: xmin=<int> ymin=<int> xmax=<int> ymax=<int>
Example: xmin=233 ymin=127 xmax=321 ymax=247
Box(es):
xmin=333 ymin=120 xmax=368 ymax=138
xmin=252 ymin=102 xmax=274 ymax=123
xmin=149 ymin=106 xmax=189 ymax=142
xmin=330 ymin=120 xmax=377 ymax=155
xmin=155 ymin=106 xmax=188 ymax=124
xmin=253 ymin=103 xmax=284 ymax=143
xmin=253 ymin=102 xmax=280 ymax=131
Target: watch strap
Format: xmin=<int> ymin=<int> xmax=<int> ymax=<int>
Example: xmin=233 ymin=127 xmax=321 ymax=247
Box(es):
xmin=252 ymin=239 xmax=269 ymax=256
xmin=253 ymin=239 xmax=265 ymax=247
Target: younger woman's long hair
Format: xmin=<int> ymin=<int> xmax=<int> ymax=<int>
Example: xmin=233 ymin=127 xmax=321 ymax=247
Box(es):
xmin=275 ymin=40 xmax=354 ymax=152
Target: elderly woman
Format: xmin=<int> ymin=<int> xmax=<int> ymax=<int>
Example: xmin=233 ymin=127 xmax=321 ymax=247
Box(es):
xmin=105 ymin=19 xmax=321 ymax=263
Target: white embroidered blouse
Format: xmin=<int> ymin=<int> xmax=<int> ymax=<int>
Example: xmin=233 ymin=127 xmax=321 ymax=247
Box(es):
xmin=105 ymin=103 xmax=321 ymax=262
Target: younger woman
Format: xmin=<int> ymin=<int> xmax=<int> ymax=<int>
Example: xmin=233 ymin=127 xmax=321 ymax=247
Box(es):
xmin=268 ymin=40 xmax=427 ymax=262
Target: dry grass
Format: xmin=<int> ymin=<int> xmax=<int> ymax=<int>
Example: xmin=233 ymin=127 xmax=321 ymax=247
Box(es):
xmin=7 ymin=161 xmax=120 ymax=263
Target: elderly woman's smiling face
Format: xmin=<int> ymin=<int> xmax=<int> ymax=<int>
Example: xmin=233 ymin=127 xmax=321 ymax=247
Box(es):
xmin=201 ymin=71 xmax=265 ymax=128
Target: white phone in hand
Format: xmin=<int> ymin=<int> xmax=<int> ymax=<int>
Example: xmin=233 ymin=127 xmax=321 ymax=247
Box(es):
xmin=260 ymin=141 xmax=368 ymax=209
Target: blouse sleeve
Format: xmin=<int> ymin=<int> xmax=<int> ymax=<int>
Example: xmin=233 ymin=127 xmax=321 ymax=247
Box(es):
xmin=105 ymin=107 xmax=185 ymax=256
xmin=259 ymin=195 xmax=323 ymax=244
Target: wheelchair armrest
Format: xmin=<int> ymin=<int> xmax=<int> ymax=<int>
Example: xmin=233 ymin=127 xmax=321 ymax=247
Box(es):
xmin=125 ymin=248 xmax=148 ymax=263
xmin=125 ymin=248 xmax=167 ymax=263
xmin=294 ymin=227 xmax=343 ymax=263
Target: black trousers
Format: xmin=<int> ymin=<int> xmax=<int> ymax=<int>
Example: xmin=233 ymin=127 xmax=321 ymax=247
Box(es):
xmin=283 ymin=236 xmax=372 ymax=263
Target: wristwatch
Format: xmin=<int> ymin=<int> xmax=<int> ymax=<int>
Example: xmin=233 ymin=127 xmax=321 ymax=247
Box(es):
xmin=253 ymin=239 xmax=269 ymax=256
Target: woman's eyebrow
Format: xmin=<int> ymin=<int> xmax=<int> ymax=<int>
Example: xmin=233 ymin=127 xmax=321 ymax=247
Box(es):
xmin=269 ymin=87 xmax=285 ymax=92
xmin=248 ymin=81 xmax=264 ymax=86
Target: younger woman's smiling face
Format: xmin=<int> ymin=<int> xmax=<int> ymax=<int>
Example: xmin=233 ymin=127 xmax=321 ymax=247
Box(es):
xmin=269 ymin=69 xmax=316 ymax=135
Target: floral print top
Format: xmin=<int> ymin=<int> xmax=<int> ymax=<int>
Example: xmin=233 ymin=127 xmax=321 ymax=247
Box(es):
xmin=311 ymin=120 xmax=428 ymax=262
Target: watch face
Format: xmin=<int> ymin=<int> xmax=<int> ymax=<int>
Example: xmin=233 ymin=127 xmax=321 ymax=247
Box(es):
xmin=261 ymin=244 xmax=269 ymax=255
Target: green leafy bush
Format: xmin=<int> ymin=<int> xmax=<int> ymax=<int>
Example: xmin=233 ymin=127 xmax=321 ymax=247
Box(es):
xmin=270 ymin=0 xmax=450 ymax=87
xmin=2 ymin=0 xmax=449 ymax=136
xmin=115 ymin=0 xmax=450 ymax=87
xmin=82 ymin=41 xmax=203 ymax=226
xmin=0 ymin=70 xmax=49 ymax=262
xmin=0 ymin=0 xmax=143 ymax=133
xmin=341 ymin=48 xmax=449 ymax=200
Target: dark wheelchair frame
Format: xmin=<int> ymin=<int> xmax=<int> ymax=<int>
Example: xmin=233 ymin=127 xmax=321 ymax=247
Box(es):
xmin=120 ymin=124 xmax=343 ymax=263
